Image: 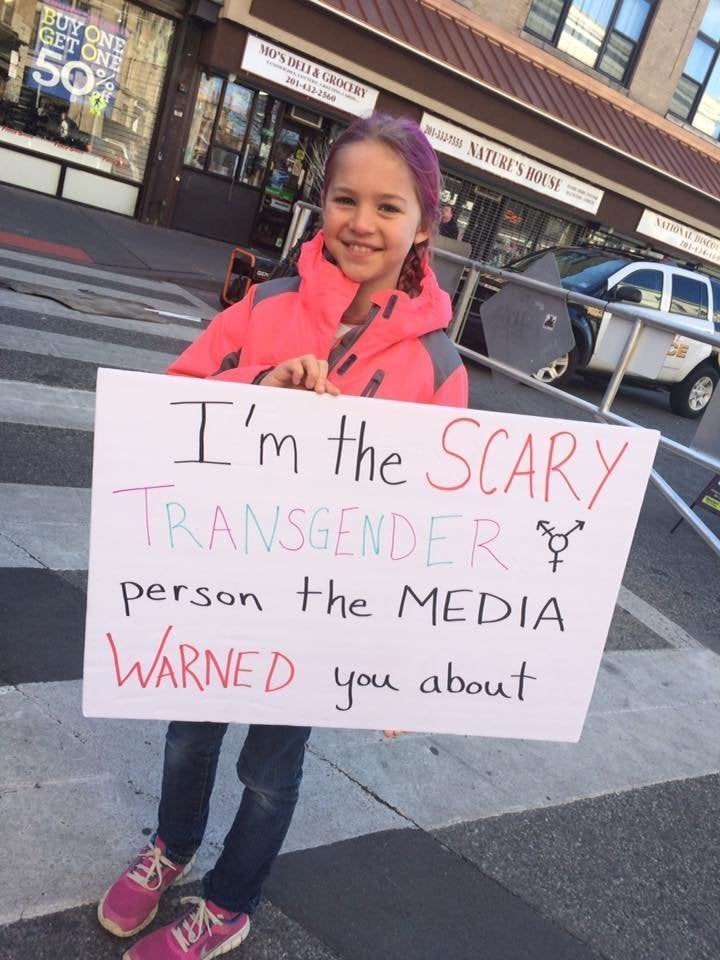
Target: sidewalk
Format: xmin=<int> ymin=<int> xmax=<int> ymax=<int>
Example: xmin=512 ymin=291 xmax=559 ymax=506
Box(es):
xmin=0 ymin=181 xmax=239 ymax=304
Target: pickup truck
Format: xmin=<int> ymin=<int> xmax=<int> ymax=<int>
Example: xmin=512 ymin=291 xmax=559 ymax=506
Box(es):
xmin=460 ymin=246 xmax=720 ymax=418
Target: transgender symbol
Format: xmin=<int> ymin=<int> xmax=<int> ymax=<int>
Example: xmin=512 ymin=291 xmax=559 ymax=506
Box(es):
xmin=536 ymin=520 xmax=586 ymax=572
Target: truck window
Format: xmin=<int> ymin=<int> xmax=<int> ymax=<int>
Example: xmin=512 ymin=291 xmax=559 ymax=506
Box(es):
xmin=669 ymin=276 xmax=709 ymax=320
xmin=710 ymin=278 xmax=720 ymax=330
xmin=613 ymin=269 xmax=663 ymax=309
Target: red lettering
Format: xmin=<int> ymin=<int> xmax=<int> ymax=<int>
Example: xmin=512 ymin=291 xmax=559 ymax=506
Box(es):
xmin=179 ymin=643 xmax=203 ymax=691
xmin=503 ymin=433 xmax=535 ymax=497
xmin=233 ymin=650 xmax=258 ymax=688
xmin=544 ymin=432 xmax=580 ymax=502
xmin=205 ymin=648 xmax=233 ymax=688
xmin=265 ymin=651 xmax=296 ymax=692
xmin=588 ymin=439 xmax=629 ymax=510
xmin=106 ymin=624 xmax=173 ymax=688
xmin=479 ymin=429 xmax=509 ymax=494
xmin=155 ymin=656 xmax=178 ymax=688
xmin=426 ymin=417 xmax=479 ymax=491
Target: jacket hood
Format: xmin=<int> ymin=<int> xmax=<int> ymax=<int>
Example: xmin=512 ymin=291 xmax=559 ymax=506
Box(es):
xmin=297 ymin=231 xmax=453 ymax=345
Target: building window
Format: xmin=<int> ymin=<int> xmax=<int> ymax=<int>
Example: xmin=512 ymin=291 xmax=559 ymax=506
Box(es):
xmin=184 ymin=74 xmax=280 ymax=189
xmin=525 ymin=0 xmax=654 ymax=85
xmin=668 ymin=0 xmax=720 ymax=140
xmin=0 ymin=0 xmax=174 ymax=182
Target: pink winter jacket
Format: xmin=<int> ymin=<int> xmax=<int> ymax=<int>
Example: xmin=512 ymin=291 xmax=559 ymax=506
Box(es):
xmin=168 ymin=231 xmax=468 ymax=408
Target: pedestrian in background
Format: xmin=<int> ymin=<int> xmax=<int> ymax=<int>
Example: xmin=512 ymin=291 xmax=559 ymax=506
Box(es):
xmin=439 ymin=202 xmax=460 ymax=238
xmin=96 ymin=111 xmax=468 ymax=960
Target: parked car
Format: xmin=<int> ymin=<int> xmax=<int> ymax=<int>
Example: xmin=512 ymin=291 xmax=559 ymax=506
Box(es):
xmin=460 ymin=246 xmax=720 ymax=418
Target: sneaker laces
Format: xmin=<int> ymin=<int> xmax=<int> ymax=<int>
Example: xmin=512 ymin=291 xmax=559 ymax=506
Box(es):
xmin=128 ymin=844 xmax=177 ymax=892
xmin=171 ymin=897 xmax=224 ymax=951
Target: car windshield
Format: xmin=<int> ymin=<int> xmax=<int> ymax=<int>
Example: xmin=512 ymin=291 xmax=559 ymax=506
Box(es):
xmin=510 ymin=250 xmax=631 ymax=292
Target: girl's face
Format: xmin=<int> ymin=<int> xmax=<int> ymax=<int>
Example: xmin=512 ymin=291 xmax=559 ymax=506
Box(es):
xmin=321 ymin=140 xmax=429 ymax=298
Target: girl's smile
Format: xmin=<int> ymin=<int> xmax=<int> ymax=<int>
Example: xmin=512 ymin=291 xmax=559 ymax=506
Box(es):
xmin=322 ymin=140 xmax=429 ymax=305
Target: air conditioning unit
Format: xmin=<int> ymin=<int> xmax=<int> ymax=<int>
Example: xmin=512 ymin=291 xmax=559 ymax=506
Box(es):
xmin=289 ymin=105 xmax=323 ymax=129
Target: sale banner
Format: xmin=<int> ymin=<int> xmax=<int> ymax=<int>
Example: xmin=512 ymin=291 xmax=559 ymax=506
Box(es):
xmin=29 ymin=1 xmax=127 ymax=114
xmin=83 ymin=369 xmax=659 ymax=743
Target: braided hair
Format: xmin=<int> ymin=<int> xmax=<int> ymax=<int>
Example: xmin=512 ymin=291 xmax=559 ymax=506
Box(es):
xmin=397 ymin=244 xmax=427 ymax=298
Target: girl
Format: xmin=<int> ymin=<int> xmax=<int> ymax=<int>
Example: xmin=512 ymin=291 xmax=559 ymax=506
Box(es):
xmin=97 ymin=112 xmax=468 ymax=960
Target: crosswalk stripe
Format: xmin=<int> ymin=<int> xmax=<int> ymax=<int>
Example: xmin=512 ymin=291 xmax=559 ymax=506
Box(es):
xmin=0 ymin=290 xmax=200 ymax=342
xmin=0 ymin=322 xmax=177 ymax=371
xmin=1 ymin=263 xmax=208 ymax=317
xmin=0 ymin=483 xmax=90 ymax=568
xmin=618 ymin=585 xmax=704 ymax=651
xmin=0 ymin=247 xmax=212 ymax=311
xmin=0 ymin=380 xmax=95 ymax=430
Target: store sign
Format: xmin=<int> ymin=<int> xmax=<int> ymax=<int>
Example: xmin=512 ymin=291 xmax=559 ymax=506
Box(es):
xmin=421 ymin=113 xmax=603 ymax=215
xmin=242 ymin=34 xmax=378 ymax=116
xmin=699 ymin=476 xmax=720 ymax=515
xmin=637 ymin=210 xmax=720 ymax=267
xmin=29 ymin=2 xmax=128 ymax=114
xmin=83 ymin=369 xmax=659 ymax=743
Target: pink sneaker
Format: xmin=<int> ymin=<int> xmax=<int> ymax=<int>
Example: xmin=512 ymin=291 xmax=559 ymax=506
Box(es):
xmin=122 ymin=897 xmax=251 ymax=959
xmin=98 ymin=837 xmax=194 ymax=937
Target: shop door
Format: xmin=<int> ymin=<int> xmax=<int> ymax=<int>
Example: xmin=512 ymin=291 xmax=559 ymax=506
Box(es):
xmin=251 ymin=121 xmax=316 ymax=251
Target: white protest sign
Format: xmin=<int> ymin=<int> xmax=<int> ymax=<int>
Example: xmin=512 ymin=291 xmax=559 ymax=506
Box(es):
xmin=83 ymin=369 xmax=659 ymax=742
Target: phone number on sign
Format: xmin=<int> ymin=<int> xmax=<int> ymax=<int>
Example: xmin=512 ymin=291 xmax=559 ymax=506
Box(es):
xmin=286 ymin=76 xmax=337 ymax=103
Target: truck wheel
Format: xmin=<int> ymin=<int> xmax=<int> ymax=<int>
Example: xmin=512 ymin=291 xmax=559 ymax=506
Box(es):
xmin=669 ymin=365 xmax=719 ymax=418
xmin=532 ymin=347 xmax=578 ymax=387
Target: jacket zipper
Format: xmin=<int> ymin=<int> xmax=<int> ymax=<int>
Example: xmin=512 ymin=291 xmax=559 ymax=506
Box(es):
xmin=361 ymin=370 xmax=385 ymax=397
xmin=328 ymin=304 xmax=380 ymax=372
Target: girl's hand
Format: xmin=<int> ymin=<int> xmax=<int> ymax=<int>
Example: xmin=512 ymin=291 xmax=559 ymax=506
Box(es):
xmin=259 ymin=355 xmax=340 ymax=395
xmin=383 ymin=729 xmax=408 ymax=738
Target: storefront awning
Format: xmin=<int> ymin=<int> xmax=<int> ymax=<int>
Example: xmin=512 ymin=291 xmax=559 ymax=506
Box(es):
xmin=309 ymin=0 xmax=720 ymax=204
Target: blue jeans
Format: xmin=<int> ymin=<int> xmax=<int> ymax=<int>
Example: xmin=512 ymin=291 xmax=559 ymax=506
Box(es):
xmin=157 ymin=721 xmax=311 ymax=915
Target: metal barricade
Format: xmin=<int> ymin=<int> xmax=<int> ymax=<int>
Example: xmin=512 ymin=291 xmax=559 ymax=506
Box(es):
xmin=284 ymin=202 xmax=720 ymax=557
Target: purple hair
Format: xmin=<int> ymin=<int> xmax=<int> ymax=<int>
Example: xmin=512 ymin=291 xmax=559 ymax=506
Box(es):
xmin=323 ymin=113 xmax=441 ymax=239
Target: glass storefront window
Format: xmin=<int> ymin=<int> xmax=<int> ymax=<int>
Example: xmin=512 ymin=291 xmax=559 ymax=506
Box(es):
xmin=184 ymin=75 xmax=279 ymax=189
xmin=184 ymin=73 xmax=222 ymax=170
xmin=208 ymin=145 xmax=241 ymax=178
xmin=214 ymin=81 xmax=252 ymax=151
xmin=0 ymin=0 xmax=174 ymax=182
xmin=239 ymin=94 xmax=279 ymax=188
